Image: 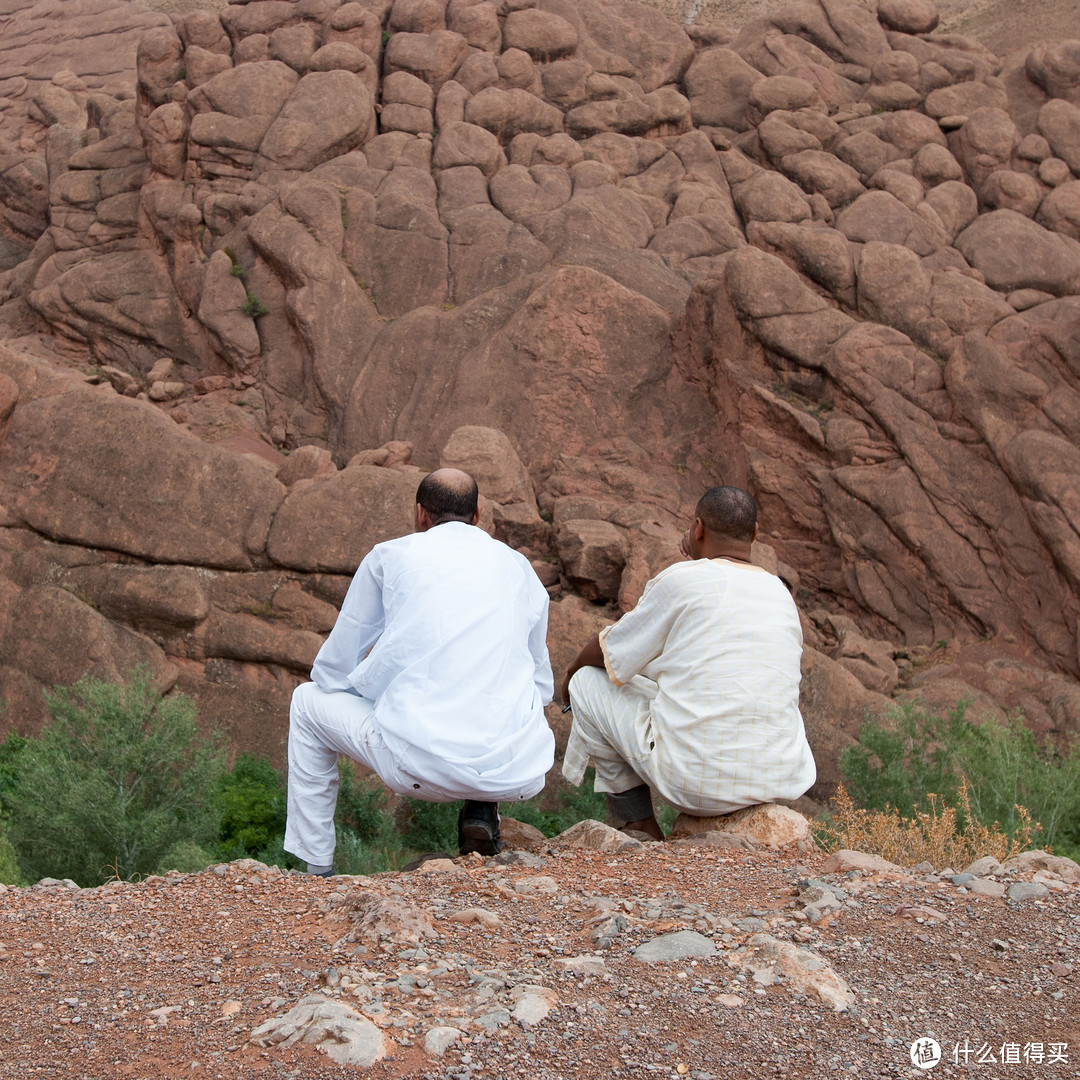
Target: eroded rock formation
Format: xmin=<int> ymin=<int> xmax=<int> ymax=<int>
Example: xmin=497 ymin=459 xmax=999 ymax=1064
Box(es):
xmin=2 ymin=0 xmax=1080 ymax=798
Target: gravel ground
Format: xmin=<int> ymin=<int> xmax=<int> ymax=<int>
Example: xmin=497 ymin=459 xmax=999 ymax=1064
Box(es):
xmin=0 ymin=839 xmax=1076 ymax=1079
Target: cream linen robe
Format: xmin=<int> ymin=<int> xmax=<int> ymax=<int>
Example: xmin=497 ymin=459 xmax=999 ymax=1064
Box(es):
xmin=563 ymin=557 xmax=815 ymax=814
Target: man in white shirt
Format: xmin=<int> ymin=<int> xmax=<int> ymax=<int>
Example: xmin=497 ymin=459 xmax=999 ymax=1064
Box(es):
xmin=560 ymin=486 xmax=815 ymax=841
xmin=285 ymin=468 xmax=555 ymax=872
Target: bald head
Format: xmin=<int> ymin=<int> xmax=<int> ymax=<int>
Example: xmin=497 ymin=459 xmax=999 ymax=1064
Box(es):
xmin=696 ymin=486 xmax=757 ymax=542
xmin=416 ymin=468 xmax=479 ymax=526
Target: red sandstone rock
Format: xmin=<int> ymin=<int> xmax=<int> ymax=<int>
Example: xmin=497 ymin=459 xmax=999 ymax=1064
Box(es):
xmin=440 ymin=426 xmax=534 ymax=506
xmin=266 ymin=466 xmax=416 ymax=574
xmin=877 ymin=0 xmax=939 ymax=36
xmin=5 ymin=0 xmax=1080 ymax=797
xmin=956 ymin=208 xmax=1080 ymax=294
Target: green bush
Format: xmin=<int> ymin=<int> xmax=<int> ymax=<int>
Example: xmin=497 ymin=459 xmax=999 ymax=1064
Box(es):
xmin=157 ymin=839 xmax=218 ymax=875
xmin=336 ymin=759 xmax=393 ymax=841
xmin=1 ymin=672 xmax=226 ymax=886
xmin=840 ymin=700 xmax=1080 ymax=858
xmin=214 ymin=752 xmax=287 ymax=861
xmin=403 ymin=797 xmax=460 ymax=853
xmin=840 ymin=699 xmax=963 ymax=814
xmin=958 ymin=713 xmax=1080 ymax=855
xmin=242 ymin=292 xmax=268 ymax=318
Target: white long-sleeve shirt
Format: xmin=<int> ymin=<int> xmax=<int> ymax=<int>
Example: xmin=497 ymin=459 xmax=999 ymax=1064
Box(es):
xmin=311 ymin=521 xmax=555 ymax=796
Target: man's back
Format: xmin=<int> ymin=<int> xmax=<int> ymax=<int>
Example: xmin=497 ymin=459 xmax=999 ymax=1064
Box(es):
xmin=313 ymin=522 xmax=554 ymax=794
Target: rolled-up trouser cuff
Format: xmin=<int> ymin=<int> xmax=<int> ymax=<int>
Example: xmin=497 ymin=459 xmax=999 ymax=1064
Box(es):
xmin=607 ymin=783 xmax=654 ymax=824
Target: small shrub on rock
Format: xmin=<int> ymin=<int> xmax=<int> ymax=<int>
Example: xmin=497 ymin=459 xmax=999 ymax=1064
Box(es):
xmin=242 ymin=292 xmax=269 ymax=318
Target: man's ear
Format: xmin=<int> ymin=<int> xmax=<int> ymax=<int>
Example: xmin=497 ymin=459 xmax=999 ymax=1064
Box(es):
xmin=694 ymin=516 xmax=706 ymax=541
xmin=416 ymin=503 xmax=431 ymax=532
xmin=752 ymin=521 xmax=759 ymax=542
xmin=470 ymin=508 xmax=480 ymax=526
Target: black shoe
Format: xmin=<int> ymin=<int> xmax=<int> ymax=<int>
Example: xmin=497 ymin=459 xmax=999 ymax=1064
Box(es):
xmin=458 ymin=801 xmax=501 ymax=856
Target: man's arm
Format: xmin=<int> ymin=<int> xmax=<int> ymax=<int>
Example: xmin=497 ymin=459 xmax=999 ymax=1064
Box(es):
xmin=310 ymin=555 xmax=385 ymax=693
xmin=560 ymin=633 xmax=605 ymax=706
xmin=528 ymin=582 xmax=555 ymax=705
xmin=562 ymin=565 xmax=688 ymax=704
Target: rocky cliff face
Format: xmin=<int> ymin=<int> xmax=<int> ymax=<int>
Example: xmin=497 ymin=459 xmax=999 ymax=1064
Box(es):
xmin=1 ymin=0 xmax=1079 ymax=796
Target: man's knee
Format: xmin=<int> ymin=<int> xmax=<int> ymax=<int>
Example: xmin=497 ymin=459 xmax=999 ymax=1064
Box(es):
xmin=568 ymin=665 xmax=609 ymax=711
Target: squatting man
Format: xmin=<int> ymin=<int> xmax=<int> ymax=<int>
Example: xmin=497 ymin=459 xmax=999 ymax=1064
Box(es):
xmin=560 ymin=485 xmax=816 ymax=840
xmin=284 ymin=468 xmax=555 ymax=873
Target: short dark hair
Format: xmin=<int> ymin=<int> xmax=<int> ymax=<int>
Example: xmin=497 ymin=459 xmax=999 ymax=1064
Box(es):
xmin=416 ymin=471 xmax=479 ymax=525
xmin=696 ymin=486 xmax=757 ymax=541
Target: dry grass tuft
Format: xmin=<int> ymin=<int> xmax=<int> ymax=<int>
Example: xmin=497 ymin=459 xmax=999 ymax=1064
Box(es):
xmin=817 ymin=781 xmax=1042 ymax=869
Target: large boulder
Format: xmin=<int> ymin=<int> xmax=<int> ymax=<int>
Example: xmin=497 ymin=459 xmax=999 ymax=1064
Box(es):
xmin=955 ymin=209 xmax=1080 ymax=294
xmin=554 ymin=519 xmax=627 ymax=602
xmin=0 ymin=584 xmax=176 ymax=729
xmin=0 ymin=351 xmax=284 ymax=570
xmin=257 ymin=70 xmax=374 ymax=172
xmin=440 ymin=426 xmax=534 ymax=505
xmin=188 ymin=61 xmax=298 ymax=153
xmin=684 ymin=48 xmax=763 ymax=131
xmin=1038 ymin=98 xmax=1080 ymax=174
xmin=340 ymin=264 xmax=718 ymax=477
xmin=266 ymin=466 xmax=417 ymax=573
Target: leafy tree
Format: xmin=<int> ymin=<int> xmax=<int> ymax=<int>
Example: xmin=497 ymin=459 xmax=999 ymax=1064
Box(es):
xmin=2 ymin=672 xmax=225 ymax=885
xmin=214 ymin=752 xmax=287 ymax=861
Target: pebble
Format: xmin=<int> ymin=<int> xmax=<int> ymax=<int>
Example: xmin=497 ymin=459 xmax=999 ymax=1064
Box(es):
xmin=512 ymin=994 xmax=551 ymax=1027
xmin=632 ymin=931 xmax=717 ymax=963
xmin=1007 ymin=882 xmax=1049 ymax=902
xmin=554 ymin=955 xmax=607 ymax=976
xmin=424 ymin=1025 xmax=462 ymax=1055
xmin=968 ymin=878 xmax=1006 ymax=899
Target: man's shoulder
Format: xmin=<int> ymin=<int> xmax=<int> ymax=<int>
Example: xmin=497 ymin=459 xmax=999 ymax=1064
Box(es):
xmin=645 ymin=558 xmax=792 ymax=598
xmin=646 ymin=559 xmax=709 ymax=588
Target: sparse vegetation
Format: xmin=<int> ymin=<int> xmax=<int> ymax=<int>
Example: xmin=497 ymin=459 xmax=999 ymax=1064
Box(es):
xmin=836 ymin=699 xmax=1080 ymax=861
xmin=817 ymin=782 xmax=1040 ymax=868
xmin=9 ymin=675 xmax=1072 ymax=887
xmin=242 ymin=292 xmax=269 ymax=318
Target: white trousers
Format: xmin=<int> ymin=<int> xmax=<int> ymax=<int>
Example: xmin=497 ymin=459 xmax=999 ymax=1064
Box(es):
xmin=284 ymin=682 xmax=428 ymax=866
xmin=284 ymin=682 xmax=544 ymax=865
xmin=564 ymin=666 xmax=659 ymax=795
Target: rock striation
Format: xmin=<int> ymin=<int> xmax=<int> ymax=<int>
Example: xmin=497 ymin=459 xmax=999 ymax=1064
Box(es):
xmin=1 ymin=0 xmax=1080 ymax=793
